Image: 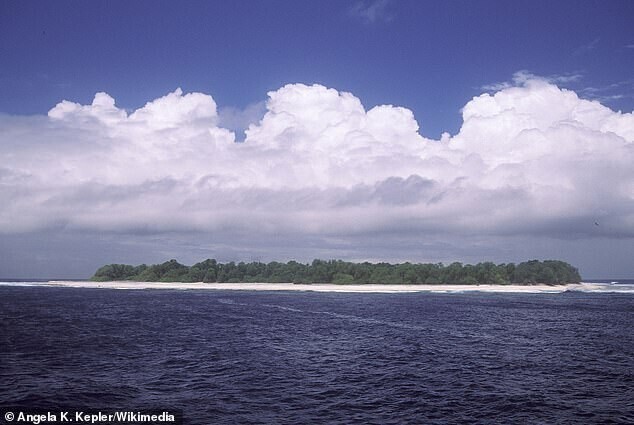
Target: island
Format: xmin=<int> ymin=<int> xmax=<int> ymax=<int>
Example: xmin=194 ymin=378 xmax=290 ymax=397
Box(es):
xmin=91 ymin=259 xmax=581 ymax=285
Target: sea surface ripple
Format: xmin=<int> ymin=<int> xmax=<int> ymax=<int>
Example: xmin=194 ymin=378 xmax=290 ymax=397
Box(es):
xmin=1 ymin=287 xmax=633 ymax=424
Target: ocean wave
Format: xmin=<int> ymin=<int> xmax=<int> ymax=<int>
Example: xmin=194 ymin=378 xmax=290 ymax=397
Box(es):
xmin=573 ymin=283 xmax=634 ymax=293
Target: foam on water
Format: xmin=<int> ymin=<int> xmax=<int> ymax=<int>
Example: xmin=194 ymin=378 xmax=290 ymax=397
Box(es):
xmin=2 ymin=280 xmax=634 ymax=295
xmin=575 ymin=282 xmax=634 ymax=293
xmin=0 ymin=281 xmax=48 ymax=287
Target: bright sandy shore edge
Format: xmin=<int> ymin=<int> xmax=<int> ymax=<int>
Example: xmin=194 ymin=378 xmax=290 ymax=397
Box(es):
xmin=38 ymin=281 xmax=604 ymax=293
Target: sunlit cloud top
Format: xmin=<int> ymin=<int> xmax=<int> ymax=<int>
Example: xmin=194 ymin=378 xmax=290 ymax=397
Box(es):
xmin=1 ymin=77 xmax=632 ymax=245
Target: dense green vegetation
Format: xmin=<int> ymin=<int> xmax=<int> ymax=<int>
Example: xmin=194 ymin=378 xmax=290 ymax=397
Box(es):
xmin=91 ymin=259 xmax=581 ymax=285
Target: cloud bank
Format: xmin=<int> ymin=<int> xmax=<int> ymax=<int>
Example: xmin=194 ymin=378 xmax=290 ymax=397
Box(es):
xmin=1 ymin=78 xmax=633 ymax=258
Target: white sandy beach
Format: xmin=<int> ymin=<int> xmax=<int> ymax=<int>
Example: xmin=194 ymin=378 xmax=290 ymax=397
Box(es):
xmin=36 ymin=280 xmax=609 ymax=293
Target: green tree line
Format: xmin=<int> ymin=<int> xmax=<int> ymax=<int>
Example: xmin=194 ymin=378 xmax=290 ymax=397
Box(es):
xmin=91 ymin=259 xmax=581 ymax=285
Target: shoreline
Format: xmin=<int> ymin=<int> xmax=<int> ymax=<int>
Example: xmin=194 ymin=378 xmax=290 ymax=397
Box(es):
xmin=1 ymin=280 xmax=612 ymax=293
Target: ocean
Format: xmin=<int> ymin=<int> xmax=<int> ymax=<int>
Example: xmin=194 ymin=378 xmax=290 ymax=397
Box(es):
xmin=1 ymin=285 xmax=633 ymax=424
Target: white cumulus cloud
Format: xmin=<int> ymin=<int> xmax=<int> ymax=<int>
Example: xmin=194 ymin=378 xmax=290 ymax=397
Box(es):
xmin=0 ymin=77 xmax=633 ymax=248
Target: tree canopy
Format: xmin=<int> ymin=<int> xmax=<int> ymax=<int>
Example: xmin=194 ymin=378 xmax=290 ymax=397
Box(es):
xmin=91 ymin=258 xmax=581 ymax=285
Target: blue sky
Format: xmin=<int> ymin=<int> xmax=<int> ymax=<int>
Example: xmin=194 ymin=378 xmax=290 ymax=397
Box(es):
xmin=1 ymin=1 xmax=633 ymax=279
xmin=2 ymin=0 xmax=633 ymax=137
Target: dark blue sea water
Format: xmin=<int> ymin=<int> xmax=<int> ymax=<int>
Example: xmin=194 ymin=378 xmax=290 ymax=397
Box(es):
xmin=1 ymin=286 xmax=633 ymax=424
